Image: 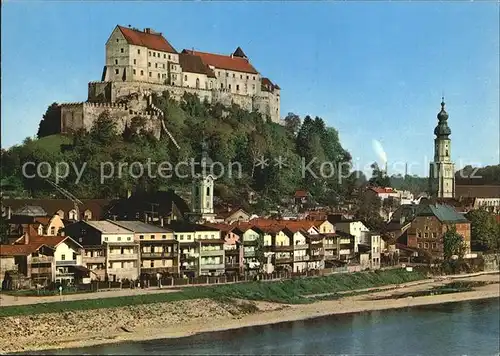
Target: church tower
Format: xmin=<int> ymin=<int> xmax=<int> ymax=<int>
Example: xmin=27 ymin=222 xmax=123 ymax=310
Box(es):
xmin=429 ymin=98 xmax=455 ymax=198
xmin=189 ymin=140 xmax=217 ymax=223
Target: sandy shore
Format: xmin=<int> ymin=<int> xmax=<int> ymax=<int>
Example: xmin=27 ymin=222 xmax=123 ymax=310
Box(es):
xmin=1 ymin=273 xmax=498 ymax=354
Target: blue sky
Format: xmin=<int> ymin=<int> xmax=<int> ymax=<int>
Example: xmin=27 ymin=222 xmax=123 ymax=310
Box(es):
xmin=2 ymin=2 xmax=499 ymax=177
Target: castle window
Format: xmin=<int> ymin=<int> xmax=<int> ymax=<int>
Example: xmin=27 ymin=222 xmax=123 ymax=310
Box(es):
xmin=163 ymin=63 xmax=165 ymax=69
xmin=252 ymin=84 xmax=255 ymax=90
xmin=233 ymin=74 xmax=235 ymax=78
xmin=169 ymin=55 xmax=171 ymax=60
xmin=155 ymin=63 xmax=158 ymax=68
xmin=226 ymin=73 xmax=228 ymax=77
xmin=158 ymin=73 xmax=160 ymax=79
xmin=184 ymin=75 xmax=188 ymax=81
xmin=253 ymin=76 xmax=256 ymax=80
xmin=229 ymin=84 xmax=232 ymax=90
xmin=236 ymin=84 xmax=239 ymax=91
xmin=164 ymin=54 xmax=166 ymax=59
xmin=207 ymin=186 xmax=210 ymax=196
xmin=133 ymin=69 xmax=136 ymax=75
xmin=140 ymin=70 xmax=144 ymax=76
xmin=149 ymin=72 xmax=152 ymax=77
xmin=115 ymin=59 xmax=118 ymax=65
xmin=149 ymin=51 xmax=151 ymax=56
xmin=153 ymin=52 xmax=156 ymax=57
xmin=121 ymin=48 xmax=124 ymax=53
xmin=115 ymin=69 xmax=119 ymax=74
xmin=138 ymin=49 xmax=141 ymax=54
xmin=116 ymin=39 xmax=119 ymax=42
xmin=240 ymin=75 xmax=243 ymax=79
xmin=247 ymin=75 xmax=249 ymax=79
xmin=133 ymin=59 xmax=136 ymax=65
xmin=148 ymin=62 xmax=151 ymax=67
xmin=220 ymin=83 xmax=223 ymax=89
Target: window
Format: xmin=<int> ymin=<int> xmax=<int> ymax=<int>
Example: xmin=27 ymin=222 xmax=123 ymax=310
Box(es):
xmin=226 ymin=73 xmax=228 ymax=77
xmin=61 ymin=254 xmax=66 ymax=261
xmin=149 ymin=51 xmax=152 ymax=56
xmin=50 ymin=227 xmax=55 ymax=235
xmin=162 ymin=235 xmax=167 ymax=239
xmin=140 ymin=70 xmax=144 ymax=76
xmin=233 ymin=74 xmax=235 ymax=78
xmin=158 ymin=73 xmax=160 ymax=79
xmin=163 ymin=63 xmax=165 ymax=69
xmin=104 ymin=237 xmax=108 ymax=242
xmin=424 ymin=233 xmax=429 ymax=238
xmin=163 ymin=54 xmax=166 ymax=59
xmin=151 ymin=235 xmax=155 ymax=239
xmin=150 ymin=261 xmax=154 ymax=267
xmin=169 ymin=55 xmax=171 ymax=60
xmin=115 ymin=59 xmax=118 ymax=65
xmin=425 ymin=225 xmax=429 ymax=230
xmin=138 ymin=49 xmax=141 ymax=54
xmin=229 ymin=84 xmax=232 ymax=89
xmin=116 ymin=39 xmax=119 ymax=42
xmin=155 ymin=63 xmax=158 ymax=68
xmin=253 ymin=76 xmax=256 ymax=80
xmin=240 ymin=75 xmax=243 ymax=79
xmin=117 ymin=236 xmax=121 ymax=241
xmin=121 ymin=48 xmax=124 ymax=53
xmin=184 ymin=75 xmax=188 ymax=81
xmin=417 ymin=243 xmax=422 ymax=248
xmin=220 ymin=83 xmax=224 ymax=89
xmin=424 ymin=242 xmax=429 ymax=249
xmin=115 ymin=69 xmax=119 ymax=74
xmin=133 ymin=59 xmax=136 ymax=65
xmin=133 ymin=69 xmax=136 ymax=75
xmin=246 ymin=75 xmax=249 ymax=79
xmin=432 ymin=242 xmax=437 ymax=249
xmin=149 ymin=72 xmax=152 ymax=77
xmin=73 ymin=253 xmax=77 ymax=260
xmin=140 ymin=235 xmax=144 ymax=240
xmin=432 ymin=232 xmax=437 ymax=238
xmin=252 ymin=84 xmax=255 ymax=90
xmin=180 ymin=235 xmax=184 ymax=240
xmin=236 ymin=84 xmax=239 ymax=91
xmin=148 ymin=62 xmax=151 ymax=67
xmin=127 ymin=236 xmax=131 ymax=241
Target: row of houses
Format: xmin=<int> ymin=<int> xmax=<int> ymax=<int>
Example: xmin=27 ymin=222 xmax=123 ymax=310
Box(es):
xmin=2 ymin=216 xmax=386 ymax=287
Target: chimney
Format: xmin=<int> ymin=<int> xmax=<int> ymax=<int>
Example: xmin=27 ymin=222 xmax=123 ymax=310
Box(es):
xmin=144 ymin=28 xmax=151 ymax=34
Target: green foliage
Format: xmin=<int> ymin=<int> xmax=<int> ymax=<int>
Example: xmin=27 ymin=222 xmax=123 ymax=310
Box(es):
xmin=466 ymin=209 xmax=500 ymax=252
xmin=368 ymin=162 xmax=390 ymax=187
xmin=390 ymin=174 xmax=428 ymax=195
xmin=456 ymin=165 xmax=500 ymax=185
xmin=0 ymin=270 xmax=426 ymax=317
xmin=2 ymin=95 xmax=352 ymax=207
xmin=354 ymin=189 xmax=385 ymax=231
xmin=443 ymin=225 xmax=467 ymax=260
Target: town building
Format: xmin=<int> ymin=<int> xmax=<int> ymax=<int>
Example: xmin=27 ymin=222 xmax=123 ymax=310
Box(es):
xmin=109 ymin=221 xmax=179 ymax=276
xmin=429 ymin=98 xmax=455 ymax=198
xmin=64 ymin=220 xmax=141 ymax=281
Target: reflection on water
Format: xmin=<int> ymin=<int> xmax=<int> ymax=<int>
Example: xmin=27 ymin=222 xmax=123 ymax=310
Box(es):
xmin=31 ymin=299 xmax=500 ymax=356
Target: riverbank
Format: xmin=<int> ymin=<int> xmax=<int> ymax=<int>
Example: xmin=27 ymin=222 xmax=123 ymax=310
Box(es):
xmin=1 ymin=273 xmax=498 ymax=354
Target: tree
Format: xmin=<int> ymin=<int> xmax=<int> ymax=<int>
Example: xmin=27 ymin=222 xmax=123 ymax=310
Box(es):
xmin=368 ymin=162 xmax=391 ymax=187
xmin=37 ymin=103 xmax=61 ymax=138
xmin=443 ymin=225 xmax=467 ymax=260
xmin=284 ymin=112 xmax=301 ymax=136
xmin=90 ymin=111 xmax=117 ymax=144
xmin=354 ymin=189 xmax=385 ymax=231
xmin=0 ymin=214 xmax=8 ymax=244
xmin=466 ymin=209 xmax=500 ymax=251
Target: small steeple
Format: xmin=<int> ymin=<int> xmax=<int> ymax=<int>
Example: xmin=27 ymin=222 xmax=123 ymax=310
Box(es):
xmin=434 ymin=97 xmax=451 ymax=138
xmin=233 ymin=46 xmax=247 ymax=59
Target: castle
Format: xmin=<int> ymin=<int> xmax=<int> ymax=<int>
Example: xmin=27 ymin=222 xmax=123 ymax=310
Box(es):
xmin=59 ymin=25 xmax=282 ymax=136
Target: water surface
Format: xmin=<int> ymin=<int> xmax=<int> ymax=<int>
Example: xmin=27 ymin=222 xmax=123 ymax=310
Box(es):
xmin=37 ymin=299 xmax=500 ymax=355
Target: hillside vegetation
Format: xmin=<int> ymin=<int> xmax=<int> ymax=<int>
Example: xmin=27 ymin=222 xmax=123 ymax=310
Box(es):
xmin=1 ymin=92 xmax=354 ymax=209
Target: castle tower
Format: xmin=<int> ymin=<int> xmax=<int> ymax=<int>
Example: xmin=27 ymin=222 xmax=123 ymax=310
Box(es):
xmin=189 ymin=140 xmax=217 ymax=223
xmin=429 ymin=98 xmax=455 ymax=198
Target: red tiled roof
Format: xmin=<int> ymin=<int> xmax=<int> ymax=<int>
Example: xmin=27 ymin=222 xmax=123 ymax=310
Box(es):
xmin=203 ymin=223 xmax=236 ymax=233
xmin=0 ymin=244 xmax=45 ymax=256
xmin=294 ymin=190 xmax=308 ymax=198
xmin=261 ymin=77 xmax=280 ymax=92
xmin=369 ymin=187 xmax=395 ymax=194
xmin=118 ymin=26 xmax=177 ymax=54
xmin=183 ymin=49 xmax=258 ymax=74
xmin=25 ymin=236 xmax=68 ymax=248
xmin=179 ymin=53 xmax=216 ymax=78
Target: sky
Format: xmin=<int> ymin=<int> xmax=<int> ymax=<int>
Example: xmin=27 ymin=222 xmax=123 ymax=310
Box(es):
xmin=1 ymin=1 xmax=499 ymax=177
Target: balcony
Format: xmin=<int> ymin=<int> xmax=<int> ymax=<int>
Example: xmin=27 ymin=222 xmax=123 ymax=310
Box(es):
xmin=293 ymin=244 xmax=309 ymax=250
xmin=275 ymin=257 xmax=293 ymax=264
xmin=200 ymin=249 xmax=224 ymax=257
xmin=339 ymin=249 xmax=351 ymax=255
xmin=108 ymin=253 xmax=139 ymax=261
xmin=83 ymin=256 xmax=105 ymax=264
xmin=31 ymin=267 xmax=52 ymax=275
xmin=339 ymin=239 xmax=351 ymax=245
xmin=309 ymin=254 xmax=324 ymax=261
xmin=141 ymin=266 xmax=179 ymax=274
xmin=293 ymin=255 xmax=310 ymax=262
xmin=309 ymin=244 xmax=324 ymax=250
xmin=56 ymin=260 xmax=77 ymax=266
xmin=31 ymin=256 xmax=53 ymax=264
xmin=200 ymin=263 xmax=225 ymax=270
xmin=180 ymin=253 xmax=199 ymax=260
xmin=225 ymin=262 xmax=240 ymax=269
xmin=324 ymin=243 xmax=337 ymax=250
xmin=141 ymin=252 xmax=177 ymax=259
xmin=273 ymin=245 xmax=294 ymax=252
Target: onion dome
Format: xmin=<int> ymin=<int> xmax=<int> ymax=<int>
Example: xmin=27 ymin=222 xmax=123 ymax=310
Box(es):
xmin=434 ymin=98 xmax=451 ymax=138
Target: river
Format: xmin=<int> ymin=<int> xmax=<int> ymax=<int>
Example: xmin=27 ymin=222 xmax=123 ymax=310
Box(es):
xmin=35 ymin=299 xmax=500 ymax=355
